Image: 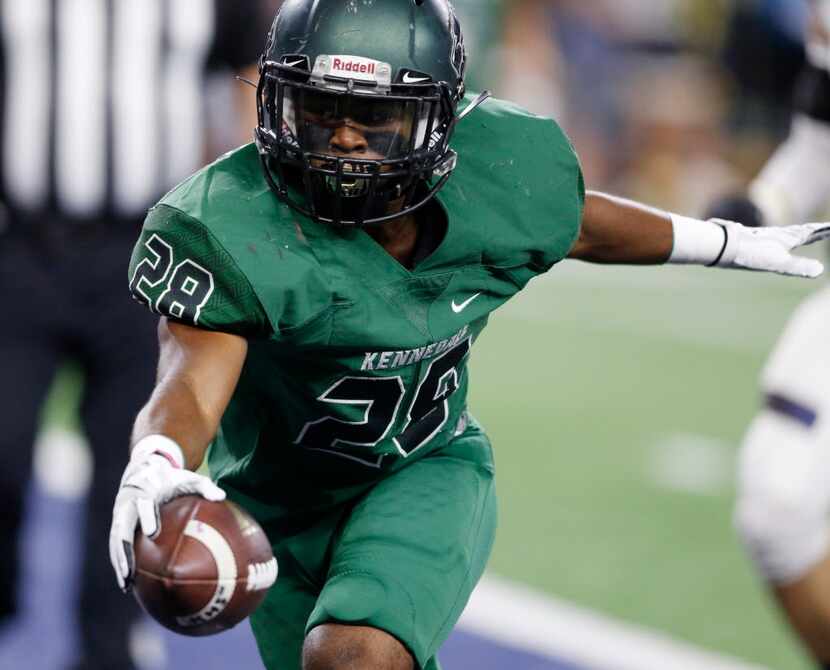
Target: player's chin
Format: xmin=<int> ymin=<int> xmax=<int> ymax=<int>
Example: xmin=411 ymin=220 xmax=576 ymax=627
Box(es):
xmin=303 ymin=172 xmax=411 ymax=223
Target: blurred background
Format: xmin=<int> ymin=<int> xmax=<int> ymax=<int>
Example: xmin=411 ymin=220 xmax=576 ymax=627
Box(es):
xmin=0 ymin=1 xmax=825 ymax=669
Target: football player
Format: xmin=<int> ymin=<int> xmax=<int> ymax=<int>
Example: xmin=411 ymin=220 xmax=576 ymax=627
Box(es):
xmin=109 ymin=2 xmax=830 ymax=668
xmin=709 ymin=1 xmax=830 ymax=666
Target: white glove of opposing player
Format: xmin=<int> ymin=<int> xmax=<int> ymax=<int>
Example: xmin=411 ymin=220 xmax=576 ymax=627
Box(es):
xmin=109 ymin=435 xmax=225 ymax=592
xmin=711 ymin=220 xmax=830 ymax=277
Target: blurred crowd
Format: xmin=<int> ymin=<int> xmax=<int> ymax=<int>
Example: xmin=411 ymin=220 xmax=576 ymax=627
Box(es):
xmin=34 ymin=0 xmax=811 ymax=219
xmin=489 ymin=0 xmax=813 ymax=216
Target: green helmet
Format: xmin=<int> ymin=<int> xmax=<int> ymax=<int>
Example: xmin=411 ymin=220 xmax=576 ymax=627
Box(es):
xmin=254 ymin=0 xmax=484 ymax=227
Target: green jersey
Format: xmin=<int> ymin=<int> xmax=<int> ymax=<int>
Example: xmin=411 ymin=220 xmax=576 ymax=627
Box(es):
xmin=128 ymin=94 xmax=583 ymax=525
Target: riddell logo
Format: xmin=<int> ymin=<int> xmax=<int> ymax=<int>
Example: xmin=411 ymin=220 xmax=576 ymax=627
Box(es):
xmin=332 ymin=58 xmax=376 ymax=75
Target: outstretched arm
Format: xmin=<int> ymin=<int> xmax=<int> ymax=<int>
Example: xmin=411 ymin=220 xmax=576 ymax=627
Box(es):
xmin=132 ymin=318 xmax=248 ymax=469
xmin=109 ymin=319 xmax=248 ymax=591
xmin=567 ymin=192 xmax=673 ymax=264
xmin=569 ymin=191 xmax=830 ymax=278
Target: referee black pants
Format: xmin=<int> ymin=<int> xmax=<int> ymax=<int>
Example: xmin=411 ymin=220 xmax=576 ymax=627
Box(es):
xmin=0 ymin=226 xmax=157 ymax=670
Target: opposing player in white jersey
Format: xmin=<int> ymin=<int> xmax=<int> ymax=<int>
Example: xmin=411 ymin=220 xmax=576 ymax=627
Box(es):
xmin=709 ymin=2 xmax=830 ymax=665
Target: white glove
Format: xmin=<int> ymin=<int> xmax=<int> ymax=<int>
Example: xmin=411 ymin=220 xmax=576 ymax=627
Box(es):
xmin=671 ymin=215 xmax=830 ymax=278
xmin=711 ymin=220 xmax=830 ymax=278
xmin=109 ymin=435 xmax=225 ymax=592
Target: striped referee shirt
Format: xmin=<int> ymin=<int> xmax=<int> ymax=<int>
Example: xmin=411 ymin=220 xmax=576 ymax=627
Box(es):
xmin=0 ymin=0 xmax=262 ymax=224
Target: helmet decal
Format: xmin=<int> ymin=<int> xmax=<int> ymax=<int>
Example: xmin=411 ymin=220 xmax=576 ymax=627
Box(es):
xmin=311 ymin=55 xmax=393 ymax=91
xmin=399 ymin=70 xmax=434 ymax=85
xmin=280 ymin=54 xmax=310 ymax=70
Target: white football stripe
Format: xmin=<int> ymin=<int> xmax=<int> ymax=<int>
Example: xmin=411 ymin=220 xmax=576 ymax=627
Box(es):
xmin=176 ymin=519 xmax=237 ymax=628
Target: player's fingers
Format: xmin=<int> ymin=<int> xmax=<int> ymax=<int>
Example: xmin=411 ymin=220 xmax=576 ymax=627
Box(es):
xmin=122 ymin=540 xmax=135 ymax=593
xmin=137 ymin=496 xmax=161 ymax=539
xmin=762 ymin=223 xmax=830 ymax=250
xmin=195 ymin=479 xmax=227 ymax=502
xmin=777 ymin=222 xmax=830 ymax=248
xmin=120 ymin=540 xmax=136 ymax=593
xmin=801 ymin=223 xmax=830 ymax=247
xmin=176 ymin=472 xmax=226 ymax=501
xmin=773 ymin=256 xmax=824 ymax=278
xmin=109 ymin=535 xmax=126 ymax=591
xmin=110 ymin=502 xmax=138 ymax=591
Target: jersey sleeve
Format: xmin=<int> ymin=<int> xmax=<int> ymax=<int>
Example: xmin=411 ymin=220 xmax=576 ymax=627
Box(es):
xmin=447 ymin=96 xmax=585 ymax=289
xmin=524 ymin=117 xmax=585 ymax=273
xmin=128 ymin=204 xmax=272 ymax=337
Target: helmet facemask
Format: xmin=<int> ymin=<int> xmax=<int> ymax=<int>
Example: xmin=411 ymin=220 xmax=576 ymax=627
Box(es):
xmin=255 ymin=57 xmax=460 ymax=227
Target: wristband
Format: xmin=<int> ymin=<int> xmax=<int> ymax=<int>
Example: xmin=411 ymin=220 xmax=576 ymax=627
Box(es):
xmin=131 ymin=434 xmax=185 ymax=469
xmin=668 ymin=214 xmax=728 ymax=266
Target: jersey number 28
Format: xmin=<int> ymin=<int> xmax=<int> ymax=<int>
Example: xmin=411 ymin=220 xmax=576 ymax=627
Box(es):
xmin=295 ymin=338 xmax=471 ymax=464
xmin=130 ymin=234 xmax=215 ymax=325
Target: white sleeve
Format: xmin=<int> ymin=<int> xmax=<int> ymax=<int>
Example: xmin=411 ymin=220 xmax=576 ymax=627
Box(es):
xmin=749 ymin=115 xmax=830 ymax=227
xmin=761 ymin=284 xmax=830 ymax=403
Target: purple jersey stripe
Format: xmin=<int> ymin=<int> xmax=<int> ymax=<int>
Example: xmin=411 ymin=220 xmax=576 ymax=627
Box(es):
xmin=765 ymin=392 xmax=818 ymax=428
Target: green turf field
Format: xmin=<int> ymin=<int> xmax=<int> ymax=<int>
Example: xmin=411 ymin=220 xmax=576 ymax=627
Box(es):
xmin=42 ymin=258 xmax=820 ymax=669
xmin=469 ymin=260 xmax=820 ymax=670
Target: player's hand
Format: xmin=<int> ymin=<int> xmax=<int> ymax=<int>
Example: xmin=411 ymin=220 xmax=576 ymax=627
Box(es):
xmin=710 ymin=220 xmax=830 ymax=278
xmin=108 ymin=436 xmax=225 ymax=593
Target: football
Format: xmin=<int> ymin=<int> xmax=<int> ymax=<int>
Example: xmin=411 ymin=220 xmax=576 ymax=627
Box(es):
xmin=132 ymin=495 xmax=277 ymax=636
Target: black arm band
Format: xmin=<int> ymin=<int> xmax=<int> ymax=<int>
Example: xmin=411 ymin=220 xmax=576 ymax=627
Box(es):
xmin=706 ymin=224 xmax=729 ymax=267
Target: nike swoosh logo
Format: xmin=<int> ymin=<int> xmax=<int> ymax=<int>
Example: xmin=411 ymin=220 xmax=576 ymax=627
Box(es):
xmin=284 ymin=58 xmax=305 ymax=68
xmin=451 ymin=293 xmax=482 ymax=314
xmin=402 ymin=72 xmax=430 ymax=84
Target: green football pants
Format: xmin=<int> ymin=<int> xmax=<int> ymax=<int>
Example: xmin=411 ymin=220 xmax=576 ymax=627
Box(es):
xmin=248 ymin=418 xmax=497 ymax=669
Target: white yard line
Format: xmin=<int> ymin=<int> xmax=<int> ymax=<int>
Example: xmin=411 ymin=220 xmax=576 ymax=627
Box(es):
xmin=460 ymin=573 xmax=769 ymax=670
xmin=648 ymin=433 xmax=735 ymax=496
